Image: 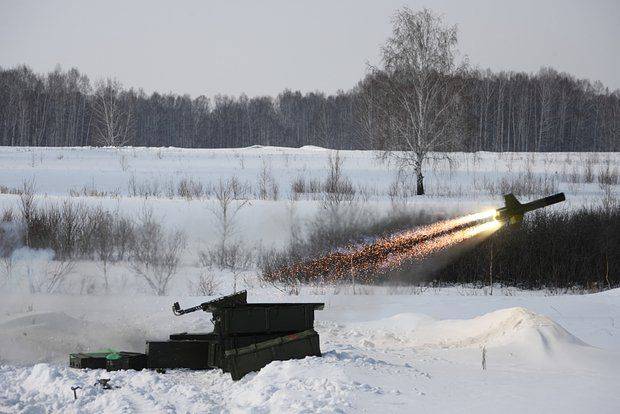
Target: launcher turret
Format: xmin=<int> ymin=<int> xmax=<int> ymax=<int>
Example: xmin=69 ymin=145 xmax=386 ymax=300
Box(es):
xmin=172 ymin=290 xmax=248 ymax=315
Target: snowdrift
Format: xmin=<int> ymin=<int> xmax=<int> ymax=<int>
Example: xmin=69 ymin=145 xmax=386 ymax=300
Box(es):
xmin=0 ymin=305 xmax=618 ymax=413
xmin=329 ymin=307 xmax=590 ymax=362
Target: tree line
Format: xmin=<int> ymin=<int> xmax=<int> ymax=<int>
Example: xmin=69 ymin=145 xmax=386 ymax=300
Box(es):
xmin=0 ymin=64 xmax=618 ymax=151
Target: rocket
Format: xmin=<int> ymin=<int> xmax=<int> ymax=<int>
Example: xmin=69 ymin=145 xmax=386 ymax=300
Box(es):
xmin=494 ymin=192 xmax=566 ymax=225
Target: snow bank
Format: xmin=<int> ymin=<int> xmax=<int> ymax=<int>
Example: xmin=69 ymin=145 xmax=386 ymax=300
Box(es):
xmin=0 ymin=298 xmax=619 ymax=413
xmin=325 ymin=307 xmax=591 ymax=365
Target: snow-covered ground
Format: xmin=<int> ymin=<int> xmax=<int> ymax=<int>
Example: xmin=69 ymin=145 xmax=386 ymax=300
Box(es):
xmin=0 ymin=146 xmax=619 ymax=413
xmin=0 ymin=146 xmax=617 ymax=294
xmin=1 ymin=290 xmax=619 ymax=413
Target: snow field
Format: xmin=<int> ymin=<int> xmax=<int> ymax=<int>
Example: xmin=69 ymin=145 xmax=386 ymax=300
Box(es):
xmin=0 ymin=146 xmax=619 ymax=412
xmin=0 ymin=146 xmax=617 ymax=296
xmin=1 ymin=290 xmax=619 ymax=413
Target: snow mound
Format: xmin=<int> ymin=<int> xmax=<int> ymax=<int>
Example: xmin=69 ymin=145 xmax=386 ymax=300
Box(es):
xmin=332 ymin=307 xmax=588 ymax=357
xmin=299 ymin=145 xmax=328 ymax=151
xmin=600 ymin=287 xmax=620 ymax=296
xmin=0 ymin=358 xmax=386 ymax=413
xmin=227 ymin=357 xmax=362 ymax=412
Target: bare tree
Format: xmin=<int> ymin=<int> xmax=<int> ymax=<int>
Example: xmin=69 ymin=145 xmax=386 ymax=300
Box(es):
xmin=201 ymin=178 xmax=252 ymax=291
xmin=360 ymin=7 xmax=467 ymax=195
xmin=205 ymin=178 xmax=251 ymax=268
xmin=129 ymin=208 xmax=186 ymax=295
xmin=93 ymin=208 xmax=115 ymax=293
xmin=92 ymin=79 xmax=134 ymax=146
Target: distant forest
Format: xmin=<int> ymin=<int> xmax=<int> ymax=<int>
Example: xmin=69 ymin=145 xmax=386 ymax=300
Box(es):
xmin=0 ymin=65 xmax=618 ymax=151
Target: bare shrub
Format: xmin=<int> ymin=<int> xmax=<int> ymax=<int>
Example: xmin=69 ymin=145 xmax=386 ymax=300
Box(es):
xmin=198 ymin=243 xmax=253 ymax=271
xmin=56 ymin=201 xmax=82 ymax=259
xmin=257 ymin=161 xmax=272 ymax=200
xmin=291 ymin=176 xmax=306 ymax=197
xmin=163 ymin=179 xmax=176 ymax=198
xmin=36 ymin=260 xmax=75 ymax=293
xmin=566 ymin=167 xmax=582 ymax=183
xmin=21 ymin=250 xmax=75 ymax=294
xmin=270 ymin=181 xmax=279 ymax=201
xmin=255 ymin=162 xmax=279 ymax=200
xmin=598 ymin=162 xmax=619 ymax=187
xmin=69 ymin=184 xmax=116 ymax=198
xmin=486 ymin=170 xmax=557 ymax=197
xmin=584 ymin=157 xmax=594 ymax=183
xmin=20 ymin=180 xmax=37 ymax=248
xmin=320 ymin=152 xmax=358 ymax=238
xmin=188 ymin=271 xmax=220 ymax=296
xmin=79 ymin=274 xmax=97 ymax=295
xmin=323 ymin=152 xmax=355 ymax=204
xmin=388 ymin=172 xmax=416 ymax=210
xmin=178 ymin=177 xmax=205 ymax=200
xmin=128 ymin=175 xmax=161 ymax=198
xmin=0 ymin=211 xmax=20 ymax=287
xmin=0 ymin=185 xmax=22 ymax=195
xmin=199 ymin=244 xmax=252 ymax=293
xmin=16 ymin=194 xmax=139 ymax=269
xmin=387 ymin=283 xmax=429 ymax=295
xmin=113 ymin=216 xmax=134 ymax=261
xmin=291 ymin=175 xmax=323 ymax=199
xmin=119 ymin=153 xmax=130 ymax=171
xmin=601 ymin=185 xmax=618 ymax=213
xmin=257 ymin=249 xmax=302 ymax=295
xmin=129 ymin=208 xmax=186 ymax=296
xmin=307 ymin=178 xmax=322 ymax=194
xmin=205 ymin=178 xmax=251 ymax=270
xmin=92 ymin=208 xmax=116 ymax=292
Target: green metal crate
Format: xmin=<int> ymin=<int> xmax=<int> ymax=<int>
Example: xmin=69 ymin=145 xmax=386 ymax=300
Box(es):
xmin=212 ymin=303 xmax=323 ymax=336
xmin=224 ymin=329 xmax=321 ymax=380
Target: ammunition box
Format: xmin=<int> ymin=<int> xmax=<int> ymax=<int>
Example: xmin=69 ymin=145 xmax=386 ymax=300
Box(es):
xmin=169 ymin=331 xmax=291 ymax=347
xmin=105 ymin=352 xmax=147 ymax=371
xmin=224 ymin=329 xmax=321 ymax=380
xmin=146 ymin=340 xmax=212 ymax=369
xmin=168 ymin=332 xmax=294 ymax=369
xmin=212 ymin=333 xmax=297 ymax=369
xmin=212 ymin=303 xmax=323 ymax=336
xmin=69 ymin=352 xmax=110 ymax=369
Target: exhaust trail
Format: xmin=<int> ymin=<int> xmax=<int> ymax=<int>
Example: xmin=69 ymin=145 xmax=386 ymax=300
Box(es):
xmin=267 ymin=210 xmax=500 ymax=284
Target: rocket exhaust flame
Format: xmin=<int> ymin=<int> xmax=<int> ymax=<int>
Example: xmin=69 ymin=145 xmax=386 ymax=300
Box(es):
xmin=267 ymin=210 xmax=501 ymax=284
xmin=265 ymin=193 xmax=563 ymax=284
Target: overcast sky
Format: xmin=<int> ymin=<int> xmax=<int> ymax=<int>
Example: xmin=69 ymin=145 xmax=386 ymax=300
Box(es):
xmin=1 ymin=0 xmax=619 ymax=97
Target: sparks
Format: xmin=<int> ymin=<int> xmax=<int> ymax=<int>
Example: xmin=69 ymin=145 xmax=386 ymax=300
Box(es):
xmin=266 ymin=209 xmax=503 ymax=285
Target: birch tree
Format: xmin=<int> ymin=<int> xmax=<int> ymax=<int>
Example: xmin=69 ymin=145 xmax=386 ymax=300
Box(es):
xmin=92 ymin=79 xmax=133 ymax=146
xmin=360 ymin=7 xmax=467 ymax=195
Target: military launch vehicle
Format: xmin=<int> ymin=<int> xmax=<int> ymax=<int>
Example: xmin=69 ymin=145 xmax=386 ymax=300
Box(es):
xmin=70 ymin=291 xmax=323 ymax=380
